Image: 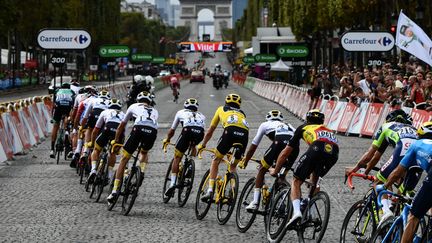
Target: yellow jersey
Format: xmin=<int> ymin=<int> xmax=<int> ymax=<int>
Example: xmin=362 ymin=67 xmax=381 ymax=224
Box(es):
xmin=210 ymin=106 xmax=249 ymax=130
xmin=289 ymin=124 xmax=338 ymax=148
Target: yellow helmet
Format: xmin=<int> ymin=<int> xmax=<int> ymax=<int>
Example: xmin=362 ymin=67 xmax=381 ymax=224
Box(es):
xmin=225 ymin=93 xmax=241 ymax=107
xmin=417 ymin=121 xmax=432 ymax=138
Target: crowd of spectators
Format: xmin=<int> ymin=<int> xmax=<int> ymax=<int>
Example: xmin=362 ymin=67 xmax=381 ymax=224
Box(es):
xmin=308 ymin=60 xmax=432 ymax=111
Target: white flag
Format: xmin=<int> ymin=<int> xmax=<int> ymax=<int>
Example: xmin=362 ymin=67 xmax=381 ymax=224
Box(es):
xmin=396 ymin=11 xmax=432 ymax=66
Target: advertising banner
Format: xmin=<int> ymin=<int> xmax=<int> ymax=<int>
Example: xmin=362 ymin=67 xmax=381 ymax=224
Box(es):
xmin=38 ymin=29 xmax=91 ymax=49
xmin=337 ymin=102 xmax=357 ymax=133
xmin=347 ymin=102 xmax=370 ymax=135
xmin=360 ymin=103 xmax=385 ymax=136
xmin=341 ymin=31 xmax=395 ymax=51
xmin=327 ymin=102 xmax=347 ymax=131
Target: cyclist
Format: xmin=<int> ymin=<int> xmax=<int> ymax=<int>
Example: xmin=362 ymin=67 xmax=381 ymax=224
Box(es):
xmin=170 ymin=76 xmax=180 ymax=102
xmin=347 ymin=109 xmax=417 ymax=221
xmin=270 ymin=109 xmax=339 ymax=226
xmin=50 ymin=82 xmax=75 ymax=158
xmin=144 ymin=75 xmax=155 ymax=92
xmin=127 ymin=75 xmax=148 ymax=107
xmin=377 ymin=121 xmax=432 ymax=243
xmin=239 ymin=110 xmax=297 ymax=211
xmin=197 ymin=93 xmax=249 ymax=202
xmin=70 ymin=79 xmax=80 ymax=95
xmin=162 ymin=98 xmax=206 ymax=197
xmin=87 ymin=98 xmax=125 ymax=183
xmin=107 ymin=91 xmax=158 ymax=203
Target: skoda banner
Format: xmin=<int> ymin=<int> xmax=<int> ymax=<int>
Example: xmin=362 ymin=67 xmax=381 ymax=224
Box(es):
xmin=99 ymin=45 xmax=130 ymax=58
xmin=277 ymin=45 xmax=309 ymax=58
xmin=37 ymin=29 xmax=91 ymax=49
xmin=341 ymin=32 xmax=395 ymax=52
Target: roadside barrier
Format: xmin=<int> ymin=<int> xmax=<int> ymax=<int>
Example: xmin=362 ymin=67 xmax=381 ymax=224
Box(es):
xmin=241 ymin=76 xmax=432 ymax=137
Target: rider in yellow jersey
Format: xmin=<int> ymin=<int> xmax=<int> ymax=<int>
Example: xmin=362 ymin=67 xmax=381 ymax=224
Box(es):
xmin=270 ymin=109 xmax=339 ymax=226
xmin=197 ymin=94 xmax=249 ymax=202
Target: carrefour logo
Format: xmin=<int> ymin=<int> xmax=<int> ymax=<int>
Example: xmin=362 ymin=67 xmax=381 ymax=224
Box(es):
xmin=341 ymin=32 xmax=395 ymax=52
xmin=37 ymin=29 xmax=91 ymax=50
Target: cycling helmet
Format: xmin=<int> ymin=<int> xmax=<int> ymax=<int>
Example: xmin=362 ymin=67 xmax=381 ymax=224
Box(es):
xmin=61 ymin=82 xmax=71 ymax=89
xmin=71 ymin=79 xmax=79 ymax=86
xmin=78 ymin=88 xmax=85 ymax=94
xmin=306 ymin=109 xmax=325 ymax=125
xmin=84 ymin=85 xmax=97 ymax=94
xmin=145 ymin=75 xmax=154 ymax=85
xmin=136 ymin=91 xmax=152 ymax=103
xmin=134 ymin=75 xmax=144 ymax=84
xmin=225 ymin=93 xmax=241 ymax=108
xmin=184 ymin=98 xmax=199 ymax=111
xmin=385 ymin=109 xmax=412 ymax=125
xmin=170 ymin=76 xmax=178 ymax=82
xmin=266 ymin=110 xmax=283 ymax=121
xmin=98 ymin=90 xmax=110 ymax=99
xmin=108 ymin=98 xmax=122 ymax=110
xmin=417 ymin=121 xmax=432 ymax=139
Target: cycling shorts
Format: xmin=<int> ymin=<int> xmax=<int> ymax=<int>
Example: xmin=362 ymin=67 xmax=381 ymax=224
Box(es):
xmin=411 ymin=167 xmax=432 ymax=219
xmin=94 ymin=122 xmax=123 ymax=151
xmin=377 ymin=138 xmax=416 ymax=182
xmin=261 ymin=135 xmax=299 ymax=170
xmin=175 ymin=126 xmax=204 ymax=157
xmin=123 ymin=125 xmax=157 ymax=157
xmin=52 ymin=105 xmax=72 ymax=124
xmin=292 ymin=141 xmax=339 ymax=181
xmin=215 ymin=126 xmax=248 ymax=160
xmin=87 ymin=108 xmax=104 ymax=129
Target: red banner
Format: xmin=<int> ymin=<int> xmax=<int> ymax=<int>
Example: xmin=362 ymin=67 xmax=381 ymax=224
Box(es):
xmin=412 ymin=109 xmax=432 ymax=128
xmin=9 ymin=110 xmax=31 ymax=150
xmin=323 ymin=100 xmax=336 ymax=125
xmin=360 ymin=103 xmax=384 ymax=136
xmin=0 ymin=118 xmax=13 ymax=159
xmin=337 ymin=103 xmax=357 ymax=133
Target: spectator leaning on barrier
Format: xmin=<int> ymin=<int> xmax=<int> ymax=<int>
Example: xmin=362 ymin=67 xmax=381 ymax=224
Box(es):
xmin=356 ymin=69 xmax=372 ymax=96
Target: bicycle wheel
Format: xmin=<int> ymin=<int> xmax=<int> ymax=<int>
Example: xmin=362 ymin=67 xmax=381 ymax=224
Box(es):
xmin=95 ymin=153 xmax=109 ymax=202
xmin=162 ymin=159 xmax=173 ymax=204
xmin=195 ymin=169 xmax=212 ymax=220
xmin=178 ymin=159 xmax=195 ymax=207
xmin=235 ymin=177 xmax=257 ymax=233
xmin=79 ymin=160 xmax=85 ymax=184
xmin=107 ymin=170 xmax=121 ymax=211
xmin=340 ymin=199 xmax=377 ymax=243
xmin=370 ymin=217 xmax=398 ymax=243
xmin=297 ymin=191 xmax=331 ymax=243
xmin=266 ymin=188 xmax=292 ymax=242
xmin=64 ymin=134 xmax=71 ymax=160
xmin=122 ymin=166 xmax=142 ymax=216
xmin=56 ymin=149 xmax=61 ymax=164
xmin=217 ymin=172 xmax=239 ymax=225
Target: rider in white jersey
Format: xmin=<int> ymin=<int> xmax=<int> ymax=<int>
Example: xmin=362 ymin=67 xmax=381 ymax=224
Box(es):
xmin=239 ymin=110 xmax=298 ymax=211
xmin=163 ymin=98 xmax=206 ymax=197
xmin=87 ymin=99 xmax=125 ymax=183
xmin=107 ymin=91 xmax=158 ymax=203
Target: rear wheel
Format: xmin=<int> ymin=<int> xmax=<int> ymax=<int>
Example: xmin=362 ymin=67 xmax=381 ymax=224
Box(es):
xmin=297 ymin=191 xmax=331 ymax=243
xmin=162 ymin=160 xmax=173 ymax=203
xmin=236 ymin=177 xmax=257 ymax=233
xmin=107 ymin=170 xmax=121 ymax=211
xmin=122 ymin=166 xmax=142 ymax=216
xmin=370 ymin=217 xmax=398 ymax=243
xmin=64 ymin=135 xmax=71 ymax=160
xmin=178 ymin=159 xmax=195 ymax=207
xmin=266 ymin=188 xmax=292 ymax=242
xmin=217 ymin=172 xmax=239 ymax=225
xmin=95 ymin=154 xmax=109 ymax=202
xmin=195 ymin=169 xmax=212 ymax=220
xmin=340 ymin=199 xmax=376 ymax=243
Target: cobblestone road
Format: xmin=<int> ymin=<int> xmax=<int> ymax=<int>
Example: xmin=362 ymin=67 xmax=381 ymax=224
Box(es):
xmin=0 ymin=56 xmax=384 ymax=242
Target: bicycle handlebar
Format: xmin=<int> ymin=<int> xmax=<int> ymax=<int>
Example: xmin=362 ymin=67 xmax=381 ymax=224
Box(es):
xmin=162 ymin=142 xmax=175 ymax=153
xmin=345 ymin=173 xmax=376 ymax=190
xmin=198 ymin=148 xmax=216 ymax=159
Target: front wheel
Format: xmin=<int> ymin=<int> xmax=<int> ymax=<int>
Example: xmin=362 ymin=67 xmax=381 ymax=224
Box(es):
xmin=162 ymin=160 xmax=173 ymax=204
xmin=266 ymin=188 xmax=292 ymax=242
xmin=195 ymin=169 xmax=212 ymax=220
xmin=236 ymin=177 xmax=257 ymax=233
xmin=217 ymin=172 xmax=239 ymax=225
xmin=122 ymin=166 xmax=142 ymax=216
xmin=297 ymin=191 xmax=331 ymax=243
xmin=178 ymin=159 xmax=195 ymax=207
xmin=370 ymin=217 xmax=398 ymax=243
xmin=340 ymin=199 xmax=377 ymax=243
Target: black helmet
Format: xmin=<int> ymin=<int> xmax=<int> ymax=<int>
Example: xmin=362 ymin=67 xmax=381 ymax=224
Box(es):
xmin=61 ymin=82 xmax=71 ymax=89
xmin=306 ymin=109 xmax=325 ymax=125
xmin=385 ymin=109 xmax=412 ymax=125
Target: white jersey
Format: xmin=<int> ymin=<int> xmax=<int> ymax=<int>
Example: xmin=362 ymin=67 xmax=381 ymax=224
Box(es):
xmin=95 ymin=109 xmax=126 ymax=129
xmin=71 ymin=85 xmax=80 ymax=95
xmin=83 ymin=97 xmax=110 ymax=119
xmin=123 ymin=103 xmax=158 ymax=129
xmin=171 ymin=109 xmax=205 ymax=129
xmin=251 ymin=120 xmax=295 ymax=145
xmin=74 ymin=93 xmax=88 ymax=109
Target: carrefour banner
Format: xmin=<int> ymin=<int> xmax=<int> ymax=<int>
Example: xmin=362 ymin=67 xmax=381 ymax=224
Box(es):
xmin=396 ymin=11 xmax=432 ymax=66
xmin=179 ymin=42 xmax=232 ymax=53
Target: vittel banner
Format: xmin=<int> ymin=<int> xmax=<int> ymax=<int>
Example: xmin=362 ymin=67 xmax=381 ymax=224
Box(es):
xmin=341 ymin=32 xmax=395 ymax=52
xmin=38 ymin=29 xmax=91 ymax=49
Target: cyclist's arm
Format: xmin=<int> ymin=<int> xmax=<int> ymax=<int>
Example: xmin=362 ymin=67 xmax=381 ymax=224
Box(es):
xmin=166 ymin=128 xmax=175 ymax=141
xmin=80 ymin=104 xmax=93 ymax=127
xmin=74 ymin=103 xmax=84 ymax=129
xmin=114 ymin=122 xmax=126 ymax=143
xmin=91 ymin=115 xmax=105 ymax=144
xmin=364 ymin=149 xmax=383 ymax=175
xmin=201 ymin=125 xmax=216 ymax=147
xmin=352 ymin=145 xmax=379 ymax=172
xmin=274 ymin=145 xmax=294 ymax=174
xmin=91 ymin=127 xmax=101 ymax=145
xmin=384 ymin=165 xmax=407 ymax=191
xmin=243 ymin=144 xmax=258 ymax=164
xmin=244 ymin=123 xmax=266 ymax=163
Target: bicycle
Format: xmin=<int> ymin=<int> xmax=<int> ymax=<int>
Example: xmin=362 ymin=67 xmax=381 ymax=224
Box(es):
xmin=54 ymin=118 xmax=67 ymax=164
xmin=195 ymin=144 xmax=241 ymax=225
xmin=235 ymin=159 xmax=290 ymax=233
xmin=370 ymin=188 xmax=431 ymax=242
xmin=171 ymin=84 xmax=179 ymax=103
xmin=89 ymin=143 xmax=111 ymax=202
xmin=266 ymin=176 xmax=331 ymax=242
xmin=106 ymin=143 xmax=146 ymax=216
xmin=340 ymin=170 xmax=378 ymax=243
xmin=162 ymin=142 xmax=196 ymax=207
xmin=63 ymin=121 xmax=72 ymax=161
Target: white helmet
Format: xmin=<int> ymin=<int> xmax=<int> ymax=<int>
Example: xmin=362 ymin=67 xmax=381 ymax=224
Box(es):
xmin=136 ymin=91 xmax=152 ymax=103
xmin=98 ymin=90 xmax=110 ymax=99
xmin=145 ymin=75 xmax=154 ymax=85
xmin=134 ymin=75 xmax=144 ymax=83
xmin=266 ymin=110 xmax=283 ymax=121
xmin=184 ymin=98 xmax=199 ymax=111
